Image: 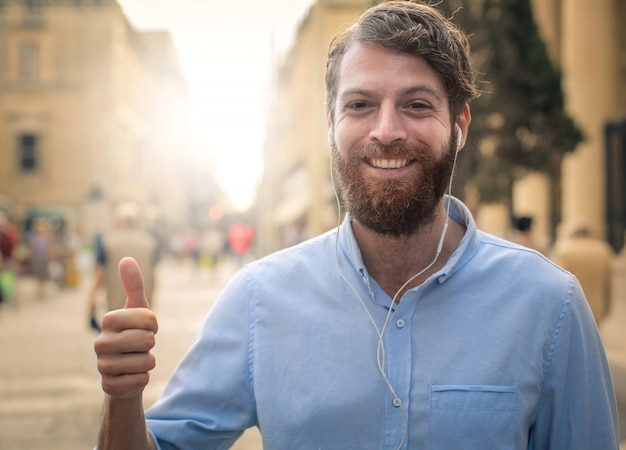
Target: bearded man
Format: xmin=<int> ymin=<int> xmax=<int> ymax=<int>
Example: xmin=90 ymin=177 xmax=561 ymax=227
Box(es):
xmin=94 ymin=2 xmax=618 ymax=449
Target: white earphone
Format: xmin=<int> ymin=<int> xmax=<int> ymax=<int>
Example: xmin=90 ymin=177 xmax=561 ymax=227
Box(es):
xmin=330 ymin=121 xmax=463 ymax=450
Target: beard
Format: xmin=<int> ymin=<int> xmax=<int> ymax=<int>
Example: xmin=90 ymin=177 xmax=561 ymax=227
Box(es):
xmin=331 ymin=135 xmax=456 ymax=237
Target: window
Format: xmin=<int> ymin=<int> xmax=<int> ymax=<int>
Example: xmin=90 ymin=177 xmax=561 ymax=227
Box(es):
xmin=19 ymin=42 xmax=38 ymax=82
xmin=22 ymin=0 xmax=44 ymax=26
xmin=18 ymin=133 xmax=39 ymax=172
xmin=26 ymin=0 xmax=43 ymax=13
xmin=605 ymin=120 xmax=626 ymax=253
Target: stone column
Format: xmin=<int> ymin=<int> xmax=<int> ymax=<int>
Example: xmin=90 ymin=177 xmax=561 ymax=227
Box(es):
xmin=512 ymin=172 xmax=551 ymax=250
xmin=531 ymin=0 xmax=561 ymax=63
xmin=560 ymin=0 xmax=620 ymax=237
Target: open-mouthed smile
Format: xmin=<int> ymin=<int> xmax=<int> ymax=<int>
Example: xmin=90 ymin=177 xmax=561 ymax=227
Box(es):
xmin=368 ymin=158 xmax=411 ymax=169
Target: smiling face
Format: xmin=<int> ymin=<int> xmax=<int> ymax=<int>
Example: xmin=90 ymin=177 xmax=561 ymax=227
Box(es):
xmin=328 ymin=41 xmax=461 ymax=237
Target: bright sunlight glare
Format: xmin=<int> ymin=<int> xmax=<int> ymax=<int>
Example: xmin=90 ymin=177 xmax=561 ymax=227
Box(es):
xmin=117 ymin=0 xmax=315 ymax=211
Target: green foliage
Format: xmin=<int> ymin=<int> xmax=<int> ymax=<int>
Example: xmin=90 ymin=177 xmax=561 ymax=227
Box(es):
xmin=439 ymin=0 xmax=584 ymax=205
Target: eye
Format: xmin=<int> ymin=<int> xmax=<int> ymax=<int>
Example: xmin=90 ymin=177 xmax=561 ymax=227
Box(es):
xmin=346 ymin=100 xmax=370 ymax=110
xmin=407 ymin=101 xmax=430 ymax=110
xmin=404 ymin=100 xmax=434 ymax=118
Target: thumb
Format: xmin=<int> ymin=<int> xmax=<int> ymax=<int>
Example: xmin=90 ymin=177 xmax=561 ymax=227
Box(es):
xmin=119 ymin=256 xmax=149 ymax=309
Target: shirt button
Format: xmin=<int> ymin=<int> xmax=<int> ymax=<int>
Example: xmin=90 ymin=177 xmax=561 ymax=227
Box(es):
xmin=393 ymin=398 xmax=402 ymax=407
xmin=396 ymin=319 xmax=405 ymax=328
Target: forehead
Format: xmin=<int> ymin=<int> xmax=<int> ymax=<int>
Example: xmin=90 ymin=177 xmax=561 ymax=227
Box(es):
xmin=336 ymin=41 xmax=447 ymax=100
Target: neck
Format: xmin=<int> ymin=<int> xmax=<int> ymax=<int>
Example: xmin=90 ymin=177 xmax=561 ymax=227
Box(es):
xmin=351 ymin=201 xmax=464 ymax=301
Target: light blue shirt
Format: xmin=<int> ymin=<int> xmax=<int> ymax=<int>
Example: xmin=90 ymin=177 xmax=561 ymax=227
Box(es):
xmin=145 ymin=197 xmax=618 ymax=449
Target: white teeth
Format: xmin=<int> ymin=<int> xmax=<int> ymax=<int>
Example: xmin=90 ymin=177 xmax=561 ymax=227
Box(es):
xmin=370 ymin=158 xmax=409 ymax=169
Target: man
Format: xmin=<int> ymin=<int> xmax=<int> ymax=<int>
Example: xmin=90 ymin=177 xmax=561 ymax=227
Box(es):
xmin=94 ymin=2 xmax=619 ymax=449
xmin=88 ymin=202 xmax=159 ymax=329
xmin=550 ymin=219 xmax=615 ymax=324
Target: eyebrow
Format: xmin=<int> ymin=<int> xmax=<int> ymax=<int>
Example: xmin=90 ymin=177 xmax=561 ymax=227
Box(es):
xmin=339 ymin=84 xmax=445 ymax=103
xmin=338 ymin=88 xmax=375 ymax=100
xmin=402 ymin=85 xmax=444 ymax=102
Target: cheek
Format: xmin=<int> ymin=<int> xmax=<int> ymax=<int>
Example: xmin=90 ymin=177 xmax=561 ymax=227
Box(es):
xmin=331 ymin=118 xmax=359 ymax=154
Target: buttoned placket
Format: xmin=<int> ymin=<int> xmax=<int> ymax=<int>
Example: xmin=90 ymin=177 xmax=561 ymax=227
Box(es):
xmin=383 ymin=293 xmax=414 ymax=450
xmin=357 ymin=265 xmax=418 ymax=449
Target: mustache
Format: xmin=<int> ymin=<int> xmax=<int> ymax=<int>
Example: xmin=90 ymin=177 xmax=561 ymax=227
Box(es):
xmin=352 ymin=142 xmax=438 ymax=166
xmin=355 ymin=142 xmax=421 ymax=158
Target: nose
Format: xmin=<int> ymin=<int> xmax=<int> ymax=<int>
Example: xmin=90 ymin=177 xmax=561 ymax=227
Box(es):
xmin=369 ymin=104 xmax=407 ymax=145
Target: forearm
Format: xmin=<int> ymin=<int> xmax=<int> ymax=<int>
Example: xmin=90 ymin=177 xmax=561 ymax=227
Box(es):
xmin=98 ymin=395 xmax=156 ymax=450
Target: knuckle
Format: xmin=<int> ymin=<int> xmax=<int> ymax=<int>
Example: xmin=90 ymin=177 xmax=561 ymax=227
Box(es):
xmin=151 ymin=316 xmax=159 ymax=334
xmin=93 ymin=338 xmax=111 ymax=357
xmin=93 ymin=338 xmax=104 ymax=354
xmin=139 ymin=311 xmax=158 ymax=332
xmin=100 ymin=377 xmax=119 ymax=395
xmin=99 ymin=311 xmax=119 ymax=330
xmin=96 ymin=357 xmax=116 ymax=376
xmin=101 ymin=373 xmax=150 ymax=398
xmin=142 ymin=331 xmax=156 ymax=349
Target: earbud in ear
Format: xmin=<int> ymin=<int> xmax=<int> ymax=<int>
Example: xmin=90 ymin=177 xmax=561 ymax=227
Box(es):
xmin=456 ymin=128 xmax=462 ymax=150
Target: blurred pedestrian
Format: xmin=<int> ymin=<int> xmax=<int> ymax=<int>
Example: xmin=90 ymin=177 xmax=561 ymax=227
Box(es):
xmin=510 ymin=215 xmax=547 ymax=254
xmin=28 ymin=217 xmax=53 ymax=298
xmin=87 ymin=202 xmax=159 ymax=331
xmin=200 ymin=226 xmax=226 ymax=273
xmin=0 ymin=211 xmax=20 ymax=305
xmin=183 ymin=227 xmax=201 ymax=267
xmin=227 ymin=223 xmax=255 ymax=266
xmin=551 ymin=219 xmax=615 ymax=324
xmin=60 ymin=224 xmax=81 ymax=288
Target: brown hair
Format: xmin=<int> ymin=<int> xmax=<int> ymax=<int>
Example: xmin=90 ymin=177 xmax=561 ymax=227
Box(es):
xmin=326 ymin=1 xmax=479 ymax=122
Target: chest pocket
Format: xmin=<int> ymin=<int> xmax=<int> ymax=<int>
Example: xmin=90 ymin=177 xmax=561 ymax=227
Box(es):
xmin=429 ymin=384 xmax=516 ymax=450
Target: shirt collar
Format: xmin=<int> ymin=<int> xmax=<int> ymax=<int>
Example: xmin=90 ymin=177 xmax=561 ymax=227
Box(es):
xmin=337 ymin=195 xmax=481 ymax=285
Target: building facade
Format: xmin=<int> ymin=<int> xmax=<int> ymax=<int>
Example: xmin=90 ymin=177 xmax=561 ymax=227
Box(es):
xmin=259 ymin=0 xmax=626 ymax=255
xmin=258 ymin=0 xmax=370 ymax=254
xmin=0 ymin=0 xmax=192 ymax=240
xmin=530 ymin=0 xmax=625 ymax=252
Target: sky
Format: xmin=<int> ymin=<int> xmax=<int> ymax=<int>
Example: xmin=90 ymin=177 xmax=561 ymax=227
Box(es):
xmin=117 ymin=0 xmax=315 ymax=212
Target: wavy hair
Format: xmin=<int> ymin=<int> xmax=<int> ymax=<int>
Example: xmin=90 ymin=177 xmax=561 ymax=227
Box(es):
xmin=326 ymin=1 xmax=479 ymax=122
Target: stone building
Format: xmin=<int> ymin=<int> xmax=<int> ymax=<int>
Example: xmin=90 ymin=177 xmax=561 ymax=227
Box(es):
xmin=258 ymin=0 xmax=626 ymax=255
xmin=258 ymin=0 xmax=368 ymax=255
xmin=530 ymin=0 xmax=625 ymax=252
xmin=0 ymin=0 xmax=192 ymax=240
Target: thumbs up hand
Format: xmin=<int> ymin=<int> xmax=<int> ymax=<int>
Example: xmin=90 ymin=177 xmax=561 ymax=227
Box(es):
xmin=121 ymin=256 xmax=151 ymax=310
xmin=94 ymin=257 xmax=158 ymax=399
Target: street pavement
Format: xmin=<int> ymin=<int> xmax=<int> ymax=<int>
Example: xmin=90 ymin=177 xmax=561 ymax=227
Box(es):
xmin=0 ymin=255 xmax=624 ymax=449
xmin=0 ymin=257 xmax=263 ymax=450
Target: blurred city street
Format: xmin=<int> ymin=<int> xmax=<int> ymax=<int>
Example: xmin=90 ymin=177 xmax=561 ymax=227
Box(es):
xmin=0 ymin=257 xmax=262 ymax=450
xmin=0 ymin=1 xmax=623 ymax=448
xmin=0 ymin=255 xmax=625 ymax=449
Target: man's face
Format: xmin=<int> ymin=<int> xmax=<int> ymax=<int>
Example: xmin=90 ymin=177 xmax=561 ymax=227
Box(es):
xmin=328 ymin=41 xmax=457 ymax=237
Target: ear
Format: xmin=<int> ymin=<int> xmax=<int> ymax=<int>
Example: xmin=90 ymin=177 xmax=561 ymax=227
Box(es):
xmin=454 ymin=104 xmax=471 ymax=151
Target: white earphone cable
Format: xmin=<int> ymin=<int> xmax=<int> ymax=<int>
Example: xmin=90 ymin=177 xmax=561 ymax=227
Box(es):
xmin=330 ymin=132 xmax=460 ymax=449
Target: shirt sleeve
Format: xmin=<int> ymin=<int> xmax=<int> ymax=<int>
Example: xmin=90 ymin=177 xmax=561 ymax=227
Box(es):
xmin=529 ymin=276 xmax=619 ymax=449
xmin=145 ymin=267 xmax=257 ymax=450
